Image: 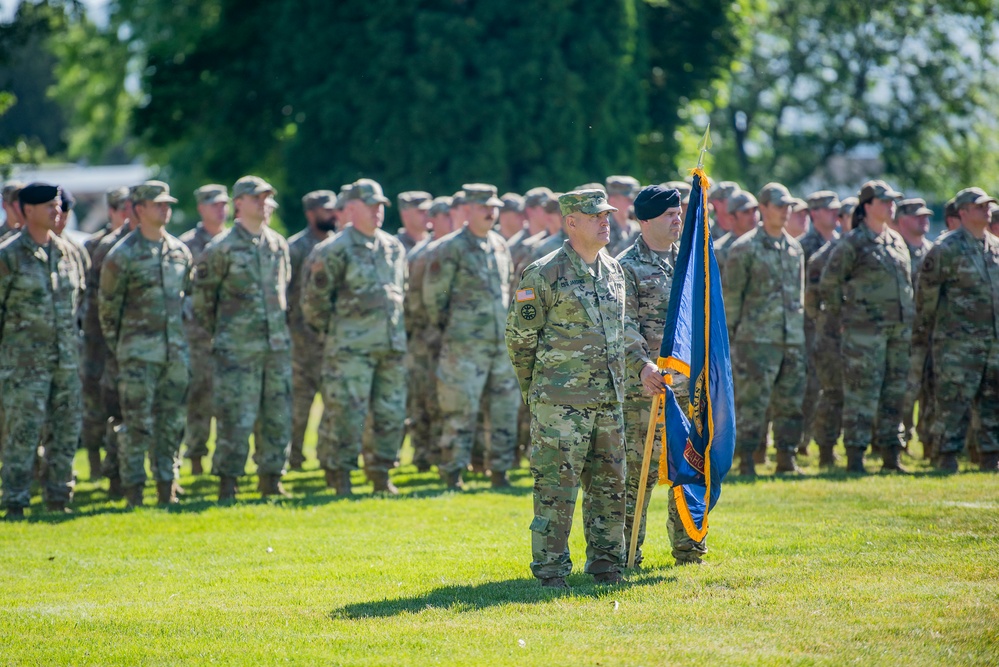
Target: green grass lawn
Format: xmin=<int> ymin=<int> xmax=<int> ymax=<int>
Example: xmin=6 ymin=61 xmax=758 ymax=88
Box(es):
xmin=2 ymin=422 xmax=998 ymax=666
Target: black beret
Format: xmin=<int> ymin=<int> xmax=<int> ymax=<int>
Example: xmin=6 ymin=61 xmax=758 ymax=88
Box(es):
xmin=18 ymin=183 xmax=60 ymax=206
xmin=633 ymin=185 xmax=681 ymax=221
xmin=59 ymin=187 xmax=76 ymax=211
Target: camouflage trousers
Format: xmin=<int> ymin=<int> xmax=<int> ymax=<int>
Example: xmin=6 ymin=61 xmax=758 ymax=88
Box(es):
xmin=100 ymin=356 xmax=123 ymax=478
xmin=623 ymin=399 xmax=662 ymax=565
xmin=931 ymin=339 xmax=999 ymax=455
xmin=436 ymin=340 xmax=519 ymax=475
xmin=211 ymin=348 xmax=291 ymax=478
xmin=118 ymin=359 xmax=189 ymax=487
xmin=666 ymin=489 xmax=708 ymax=563
xmin=801 ymin=321 xmax=819 ymax=448
xmin=319 ymin=349 xmax=406 ymax=473
xmin=291 ymin=332 xmax=324 ymax=467
xmin=841 ymin=324 xmax=910 ymax=452
xmin=0 ymin=365 xmax=81 ymax=509
xmin=731 ymin=342 xmax=805 ymax=453
xmin=406 ymin=333 xmax=441 ymax=469
xmin=529 ymin=401 xmax=626 ymax=579
xmin=80 ymin=332 xmax=109 ymax=453
xmin=812 ymin=322 xmax=844 ymax=449
xmin=183 ymin=323 xmax=213 ymax=459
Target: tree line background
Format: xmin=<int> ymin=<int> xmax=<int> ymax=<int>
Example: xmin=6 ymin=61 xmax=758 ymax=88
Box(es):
xmin=2 ymin=0 xmax=998 ymax=234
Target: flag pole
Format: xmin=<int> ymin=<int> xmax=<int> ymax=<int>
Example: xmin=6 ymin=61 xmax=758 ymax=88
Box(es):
xmin=627 ymin=390 xmax=662 ymax=568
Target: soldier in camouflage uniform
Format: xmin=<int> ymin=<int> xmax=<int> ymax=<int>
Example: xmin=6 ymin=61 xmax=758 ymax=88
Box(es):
xmin=723 ymin=183 xmax=806 ymax=475
xmin=796 ymin=191 xmax=842 ymax=455
xmin=506 ymin=189 xmax=629 ymax=588
xmin=618 ymin=185 xmax=705 ymax=566
xmin=894 ymin=198 xmax=935 ymax=448
xmin=405 ymin=197 xmax=454 ymax=472
xmin=498 ymin=192 xmax=527 ymax=241
xmin=508 ymin=187 xmax=555 ymax=272
xmin=786 ymin=197 xmax=809 ymax=238
xmin=286 ymin=190 xmax=336 ymax=470
xmin=423 ymin=184 xmax=519 ymax=489
xmin=714 ymin=190 xmax=759 ymax=282
xmin=99 ymin=181 xmax=192 ymax=506
xmin=707 ymin=181 xmax=739 ymax=241
xmin=605 ymin=176 xmax=641 ymax=257
xmin=804 ymin=199 xmax=855 ymax=466
xmin=911 ymin=187 xmax=999 ymax=473
xmin=0 ymin=182 xmax=26 ymax=240
xmin=193 ymin=175 xmax=292 ymax=502
xmin=302 ymin=178 xmax=407 ymax=496
xmin=819 ymin=181 xmax=913 ymax=473
xmin=0 ymin=184 xmax=85 ymax=519
xmin=395 ymin=191 xmax=431 ymax=252
xmin=79 ymin=187 xmax=130 ymax=478
xmin=178 ymin=184 xmax=229 ymax=474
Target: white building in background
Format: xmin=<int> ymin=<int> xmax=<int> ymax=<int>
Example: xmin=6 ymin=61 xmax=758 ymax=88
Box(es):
xmin=4 ymin=163 xmax=154 ymax=235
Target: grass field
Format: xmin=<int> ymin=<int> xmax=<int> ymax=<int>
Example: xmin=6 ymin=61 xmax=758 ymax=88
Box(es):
xmin=2 ymin=425 xmax=998 ymax=666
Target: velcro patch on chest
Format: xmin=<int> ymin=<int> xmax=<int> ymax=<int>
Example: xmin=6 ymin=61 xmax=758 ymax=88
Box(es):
xmin=516 ymin=288 xmax=535 ymax=302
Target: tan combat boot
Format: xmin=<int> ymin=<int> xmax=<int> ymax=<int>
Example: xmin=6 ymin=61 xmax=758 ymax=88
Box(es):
xmin=335 ymin=471 xmax=353 ymax=496
xmin=370 ymin=470 xmax=399 ymax=496
xmin=259 ymin=474 xmax=291 ymax=499
xmin=879 ymin=446 xmax=909 ymax=473
xmin=156 ymin=480 xmax=179 ymax=505
xmin=218 ymin=476 xmax=239 ymax=504
xmin=845 ymin=448 xmax=866 ymax=474
xmin=124 ymin=484 xmax=145 ymax=508
xmin=775 ymin=449 xmax=803 ymax=475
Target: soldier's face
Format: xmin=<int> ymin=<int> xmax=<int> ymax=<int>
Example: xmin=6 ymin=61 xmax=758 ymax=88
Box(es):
xmin=568 ymin=211 xmax=611 ymax=246
xmin=608 ymin=195 xmax=633 ymax=219
xmin=760 ymin=202 xmax=790 ymax=227
xmin=137 ymin=200 xmax=172 ymax=227
xmin=313 ymin=209 xmax=337 ymax=232
xmin=2 ymin=201 xmax=24 ymax=229
xmin=648 ymin=206 xmax=683 ymax=244
xmin=866 ymin=198 xmax=895 ymax=224
xmin=733 ymin=207 xmax=759 ymax=235
xmin=810 ymin=207 xmax=838 ymax=233
xmin=432 ymin=213 xmax=453 ymax=236
xmin=467 ymin=203 xmax=497 ymax=236
xmin=961 ymin=201 xmax=990 ymax=227
xmin=23 ymin=198 xmax=62 ymax=232
xmin=198 ymin=201 xmax=229 ymax=226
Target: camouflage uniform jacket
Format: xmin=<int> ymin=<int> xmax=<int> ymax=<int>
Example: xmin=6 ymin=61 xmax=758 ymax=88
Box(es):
xmin=99 ymin=230 xmax=193 ymax=364
xmin=396 ymin=229 xmax=425 ymax=253
xmin=404 ymin=237 xmax=438 ymax=339
xmin=797 ymin=227 xmax=837 ymax=263
xmin=423 ymin=227 xmax=512 ymax=345
xmin=525 ymin=229 xmax=567 ymax=268
xmin=723 ymin=228 xmax=805 ymax=345
xmin=286 ymin=227 xmax=329 ymax=338
xmin=804 ymin=238 xmax=836 ymax=321
xmin=510 ymin=230 xmax=549 ymax=278
xmin=0 ymin=231 xmax=85 ymax=372
xmin=819 ymin=223 xmax=914 ymax=331
xmin=178 ymin=223 xmax=218 ymax=262
xmin=617 ymin=237 xmax=676 ymax=401
xmin=506 ymin=241 xmax=629 ymax=406
xmin=193 ymin=222 xmax=291 ymax=352
xmin=906 ymin=237 xmax=934 ymax=285
xmin=301 ymin=225 xmax=407 ymax=354
xmin=911 ymin=227 xmax=999 ymax=368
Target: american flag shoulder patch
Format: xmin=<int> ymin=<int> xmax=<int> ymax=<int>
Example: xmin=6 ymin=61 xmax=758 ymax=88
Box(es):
xmin=516 ymin=288 xmax=535 ymax=302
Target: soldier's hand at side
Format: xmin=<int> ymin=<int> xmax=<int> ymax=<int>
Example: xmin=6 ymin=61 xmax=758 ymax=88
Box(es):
xmin=640 ymin=363 xmax=667 ymax=396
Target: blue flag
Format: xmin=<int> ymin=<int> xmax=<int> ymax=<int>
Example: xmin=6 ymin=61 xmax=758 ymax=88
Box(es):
xmin=656 ymin=168 xmax=736 ymax=542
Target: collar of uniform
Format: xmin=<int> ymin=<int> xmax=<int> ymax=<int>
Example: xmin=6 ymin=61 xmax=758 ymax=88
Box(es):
xmin=347 ymin=224 xmax=377 ymax=249
xmin=233 ymin=221 xmax=266 ymax=245
xmin=633 ymin=234 xmax=673 ymax=269
xmin=459 ymin=226 xmax=490 ymax=250
xmin=561 ymin=239 xmax=593 ymax=277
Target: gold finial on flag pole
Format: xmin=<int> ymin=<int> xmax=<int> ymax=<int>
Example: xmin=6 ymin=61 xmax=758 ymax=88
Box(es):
xmin=696 ymin=123 xmax=712 ymax=170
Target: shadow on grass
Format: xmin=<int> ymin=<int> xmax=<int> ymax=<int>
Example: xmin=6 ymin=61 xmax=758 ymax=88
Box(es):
xmin=330 ymin=571 xmax=676 ymax=619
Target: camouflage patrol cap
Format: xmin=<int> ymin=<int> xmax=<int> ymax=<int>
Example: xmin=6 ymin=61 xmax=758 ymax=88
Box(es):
xmin=397 ymin=190 xmax=432 ymax=210
xmin=428 ymin=196 xmax=452 ymax=217
xmin=232 ymin=175 xmax=276 ymax=199
xmin=953 ymin=187 xmax=998 ymax=209
xmin=897 ymin=198 xmax=933 ymax=217
xmin=605 ymin=175 xmax=641 ymax=198
xmin=524 ymin=187 xmax=554 ymax=209
xmin=3 ymin=181 xmax=26 ymax=205
xmin=757 ymin=182 xmax=795 ymax=207
xmin=462 ymin=183 xmax=504 ymax=207
xmin=335 ymin=184 xmax=353 ymax=210
xmin=542 ymin=193 xmax=563 ymax=214
xmin=106 ymin=186 xmax=130 ymax=208
xmin=451 ymin=190 xmax=466 ymax=206
xmin=194 ymin=184 xmax=229 ymax=204
xmin=727 ymin=190 xmax=759 ymax=214
xmin=991 ymin=207 xmax=999 ymax=225
xmin=343 ymin=178 xmax=390 ymax=206
xmin=302 ymin=190 xmax=337 ymax=211
xmin=791 ymin=197 xmax=809 ymax=213
xmin=132 ymin=180 xmax=179 ymax=204
xmin=839 ymin=196 xmax=859 ymax=218
xmin=857 ymin=180 xmax=903 ymax=204
xmin=807 ymin=190 xmax=842 ymax=210
xmin=500 ymin=192 xmax=524 ymax=213
xmin=664 ymin=180 xmax=692 ymax=204
xmin=708 ymin=180 xmax=739 ymax=202
xmin=558 ymin=189 xmax=619 ymax=216
xmin=944 ymin=197 xmax=958 ymax=219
